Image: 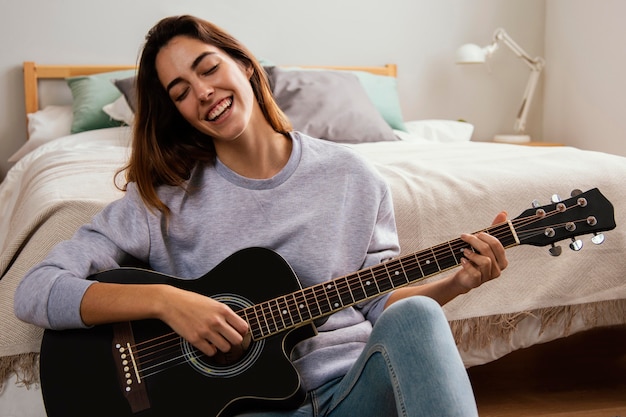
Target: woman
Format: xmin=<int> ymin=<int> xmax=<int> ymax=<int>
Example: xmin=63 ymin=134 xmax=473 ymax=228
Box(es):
xmin=15 ymin=15 xmax=507 ymax=416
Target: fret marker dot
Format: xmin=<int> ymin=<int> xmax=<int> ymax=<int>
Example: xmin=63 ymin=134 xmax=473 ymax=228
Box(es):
xmin=426 ymin=260 xmax=431 ymax=264
xmin=282 ymin=310 xmax=288 ymax=315
xmin=327 ymin=284 xmax=332 ymax=290
xmin=334 ymin=303 xmax=340 ymax=308
xmin=395 ymin=271 xmax=400 ymax=275
xmin=299 ymin=304 xmax=304 ymax=309
xmin=366 ymin=280 xmax=371 ymax=286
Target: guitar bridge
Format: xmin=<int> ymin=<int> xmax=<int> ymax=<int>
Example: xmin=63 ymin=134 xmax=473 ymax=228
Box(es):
xmin=112 ymin=322 xmax=151 ymax=413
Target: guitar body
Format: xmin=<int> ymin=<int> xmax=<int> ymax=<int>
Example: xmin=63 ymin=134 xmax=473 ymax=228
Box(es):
xmin=40 ymin=247 xmax=315 ymax=417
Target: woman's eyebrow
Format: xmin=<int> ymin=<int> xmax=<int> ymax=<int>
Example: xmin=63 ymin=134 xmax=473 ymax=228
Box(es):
xmin=166 ymin=51 xmax=215 ymax=93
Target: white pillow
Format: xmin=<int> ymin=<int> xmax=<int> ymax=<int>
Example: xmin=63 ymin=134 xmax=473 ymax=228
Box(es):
xmin=102 ymin=95 xmax=134 ymax=126
xmin=8 ymin=105 xmax=73 ymax=162
xmin=401 ymin=120 xmax=474 ymax=142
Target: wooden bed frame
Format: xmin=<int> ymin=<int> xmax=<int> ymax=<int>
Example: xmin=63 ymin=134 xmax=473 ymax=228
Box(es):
xmin=22 ymin=61 xmax=397 ymax=116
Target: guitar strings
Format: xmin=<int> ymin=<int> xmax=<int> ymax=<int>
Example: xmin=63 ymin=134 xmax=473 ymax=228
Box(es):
xmin=122 ymin=203 xmax=587 ymax=380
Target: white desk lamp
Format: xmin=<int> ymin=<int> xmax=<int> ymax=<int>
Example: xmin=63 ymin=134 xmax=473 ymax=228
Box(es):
xmin=456 ymin=28 xmax=545 ymax=143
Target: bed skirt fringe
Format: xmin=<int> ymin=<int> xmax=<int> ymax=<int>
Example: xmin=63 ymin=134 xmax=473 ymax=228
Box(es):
xmin=0 ymin=352 xmax=39 ymax=392
xmin=450 ymin=298 xmax=626 ymax=352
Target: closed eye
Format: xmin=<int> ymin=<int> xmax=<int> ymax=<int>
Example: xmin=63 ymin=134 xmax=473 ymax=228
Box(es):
xmin=202 ymin=63 xmax=219 ymax=76
xmin=174 ymin=87 xmax=190 ymax=102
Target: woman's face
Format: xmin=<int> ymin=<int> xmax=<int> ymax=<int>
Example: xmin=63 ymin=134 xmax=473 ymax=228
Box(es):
xmin=155 ymin=35 xmax=256 ymax=143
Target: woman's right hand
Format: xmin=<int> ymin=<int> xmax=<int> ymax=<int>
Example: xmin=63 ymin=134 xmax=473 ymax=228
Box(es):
xmin=156 ymin=285 xmax=250 ymax=356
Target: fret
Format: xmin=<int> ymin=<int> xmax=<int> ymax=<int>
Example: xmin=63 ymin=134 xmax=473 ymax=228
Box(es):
xmin=275 ymin=296 xmax=293 ymax=329
xmin=417 ymin=249 xmax=440 ymax=277
xmin=435 ymin=242 xmax=459 ymax=271
xmin=376 ymin=263 xmax=394 ymax=293
xmin=314 ymin=284 xmax=333 ymax=315
xmin=386 ymin=259 xmax=409 ymax=288
xmin=399 ymin=254 xmax=423 ymax=282
xmin=312 ymin=285 xmax=332 ymax=315
xmin=285 ymin=291 xmax=310 ymax=324
xmin=448 ymin=241 xmax=461 ymax=265
xmin=252 ymin=303 xmax=270 ymax=338
xmin=293 ymin=291 xmax=315 ymax=322
xmin=261 ymin=301 xmax=279 ymax=334
xmin=270 ymin=298 xmax=285 ymax=331
xmin=351 ymin=271 xmax=368 ymax=302
xmin=302 ymin=286 xmax=322 ymax=319
xmin=358 ymin=268 xmax=379 ymax=298
xmin=336 ymin=275 xmax=355 ymax=306
xmin=241 ymin=308 xmax=261 ymax=340
xmin=324 ymin=281 xmax=343 ymax=311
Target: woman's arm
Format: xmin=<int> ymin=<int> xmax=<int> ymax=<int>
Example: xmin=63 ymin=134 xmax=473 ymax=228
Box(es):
xmin=80 ymin=281 xmax=249 ymax=356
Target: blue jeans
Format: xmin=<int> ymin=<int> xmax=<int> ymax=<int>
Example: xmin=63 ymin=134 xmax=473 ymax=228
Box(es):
xmin=238 ymin=296 xmax=478 ymax=417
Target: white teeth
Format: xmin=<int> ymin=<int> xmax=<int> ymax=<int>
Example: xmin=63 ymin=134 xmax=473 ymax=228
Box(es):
xmin=207 ymin=98 xmax=232 ymax=121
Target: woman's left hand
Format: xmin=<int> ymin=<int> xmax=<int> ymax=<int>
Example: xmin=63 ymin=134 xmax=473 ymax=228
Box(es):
xmin=454 ymin=211 xmax=509 ymax=292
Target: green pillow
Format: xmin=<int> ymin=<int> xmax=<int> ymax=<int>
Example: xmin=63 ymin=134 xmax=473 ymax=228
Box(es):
xmin=67 ymin=69 xmax=136 ymax=133
xmin=350 ymin=71 xmax=406 ymax=132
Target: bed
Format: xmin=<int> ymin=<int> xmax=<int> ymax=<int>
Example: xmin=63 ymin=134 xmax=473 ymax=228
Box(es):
xmin=1 ymin=61 xmax=625 ymax=416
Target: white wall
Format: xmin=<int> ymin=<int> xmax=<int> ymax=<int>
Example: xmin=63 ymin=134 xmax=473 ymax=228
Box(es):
xmin=0 ymin=0 xmax=546 ymax=180
xmin=544 ymin=0 xmax=626 ymax=156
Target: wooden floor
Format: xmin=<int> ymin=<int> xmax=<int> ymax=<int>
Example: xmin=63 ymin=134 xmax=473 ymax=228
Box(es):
xmin=468 ymin=325 xmax=626 ymax=417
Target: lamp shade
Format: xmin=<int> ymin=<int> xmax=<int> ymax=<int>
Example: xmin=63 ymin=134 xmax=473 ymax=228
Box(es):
xmin=455 ymin=43 xmax=487 ymax=64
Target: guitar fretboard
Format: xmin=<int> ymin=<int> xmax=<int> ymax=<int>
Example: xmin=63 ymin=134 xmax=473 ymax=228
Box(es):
xmin=239 ymin=222 xmax=518 ymax=340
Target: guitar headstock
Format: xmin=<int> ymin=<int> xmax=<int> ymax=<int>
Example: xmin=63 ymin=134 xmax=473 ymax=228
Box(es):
xmin=513 ymin=188 xmax=616 ymax=255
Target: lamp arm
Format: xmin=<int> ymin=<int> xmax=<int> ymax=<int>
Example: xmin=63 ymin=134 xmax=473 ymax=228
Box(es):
xmin=514 ymin=65 xmax=543 ymax=133
xmin=493 ymin=28 xmax=544 ymax=71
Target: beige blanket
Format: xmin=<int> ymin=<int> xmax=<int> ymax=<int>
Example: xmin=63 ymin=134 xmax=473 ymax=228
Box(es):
xmin=2 ymin=130 xmax=626 ymax=388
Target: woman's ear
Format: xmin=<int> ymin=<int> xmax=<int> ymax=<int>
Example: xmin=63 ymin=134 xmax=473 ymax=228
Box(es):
xmin=245 ymin=63 xmax=254 ymax=80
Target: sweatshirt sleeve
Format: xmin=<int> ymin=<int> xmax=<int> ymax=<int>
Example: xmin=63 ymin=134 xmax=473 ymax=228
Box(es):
xmin=356 ymin=184 xmax=401 ymax=325
xmin=14 ymin=185 xmax=152 ymax=329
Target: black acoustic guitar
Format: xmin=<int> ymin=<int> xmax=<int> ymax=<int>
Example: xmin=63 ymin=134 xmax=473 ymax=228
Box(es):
xmin=39 ymin=188 xmax=615 ymax=417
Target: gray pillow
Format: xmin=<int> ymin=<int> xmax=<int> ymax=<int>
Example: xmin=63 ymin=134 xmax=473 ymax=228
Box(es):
xmin=113 ymin=76 xmax=137 ymax=112
xmin=266 ymin=67 xmax=398 ymax=143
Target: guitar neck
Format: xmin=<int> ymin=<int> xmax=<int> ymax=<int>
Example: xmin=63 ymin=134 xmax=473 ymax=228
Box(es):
xmin=240 ymin=221 xmax=518 ymax=341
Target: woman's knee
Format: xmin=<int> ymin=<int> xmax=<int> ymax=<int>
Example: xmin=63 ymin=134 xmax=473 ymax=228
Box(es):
xmin=377 ymin=296 xmax=447 ymax=331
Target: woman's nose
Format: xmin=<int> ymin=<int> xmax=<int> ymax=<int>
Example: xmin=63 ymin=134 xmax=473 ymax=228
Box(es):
xmin=196 ymin=83 xmax=214 ymax=101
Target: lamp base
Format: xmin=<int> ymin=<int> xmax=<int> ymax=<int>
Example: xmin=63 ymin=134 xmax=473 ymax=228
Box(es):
xmin=493 ymin=134 xmax=531 ymax=144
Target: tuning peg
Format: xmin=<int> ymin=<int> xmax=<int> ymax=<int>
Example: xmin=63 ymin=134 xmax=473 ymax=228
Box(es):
xmin=551 ymin=194 xmax=562 ymax=203
xmin=569 ymin=238 xmax=583 ymax=251
xmin=591 ymin=233 xmax=605 ymax=245
xmin=549 ymin=244 xmax=562 ymax=257
xmin=570 ymin=189 xmax=583 ymax=197
xmin=532 ymin=199 xmax=541 ymax=208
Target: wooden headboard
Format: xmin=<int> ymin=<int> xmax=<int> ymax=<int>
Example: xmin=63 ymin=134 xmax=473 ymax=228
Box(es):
xmin=23 ymin=61 xmax=397 ymax=116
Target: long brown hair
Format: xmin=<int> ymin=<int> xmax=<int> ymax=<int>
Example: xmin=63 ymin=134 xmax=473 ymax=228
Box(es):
xmin=119 ymin=15 xmax=291 ymax=216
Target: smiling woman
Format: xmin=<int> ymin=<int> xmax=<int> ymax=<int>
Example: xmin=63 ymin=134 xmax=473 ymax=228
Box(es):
xmin=9 ymin=12 xmax=626 ymax=417
xmin=14 ymin=14 xmax=503 ymax=417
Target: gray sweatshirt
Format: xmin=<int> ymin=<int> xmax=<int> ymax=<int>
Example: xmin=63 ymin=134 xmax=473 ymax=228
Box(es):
xmin=14 ymin=131 xmax=400 ymax=391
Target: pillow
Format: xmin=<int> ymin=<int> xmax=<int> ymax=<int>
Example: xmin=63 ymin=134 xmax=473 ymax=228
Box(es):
xmin=103 ymin=95 xmax=135 ymax=126
xmin=349 ymin=71 xmax=406 ymax=132
xmin=402 ymin=119 xmax=474 ymax=142
xmin=67 ymin=69 xmax=136 ymax=133
xmin=276 ymin=66 xmax=406 ymax=132
xmin=113 ymin=76 xmax=137 ymax=112
xmin=9 ymin=105 xmax=73 ymax=162
xmin=266 ymin=67 xmax=398 ymax=144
